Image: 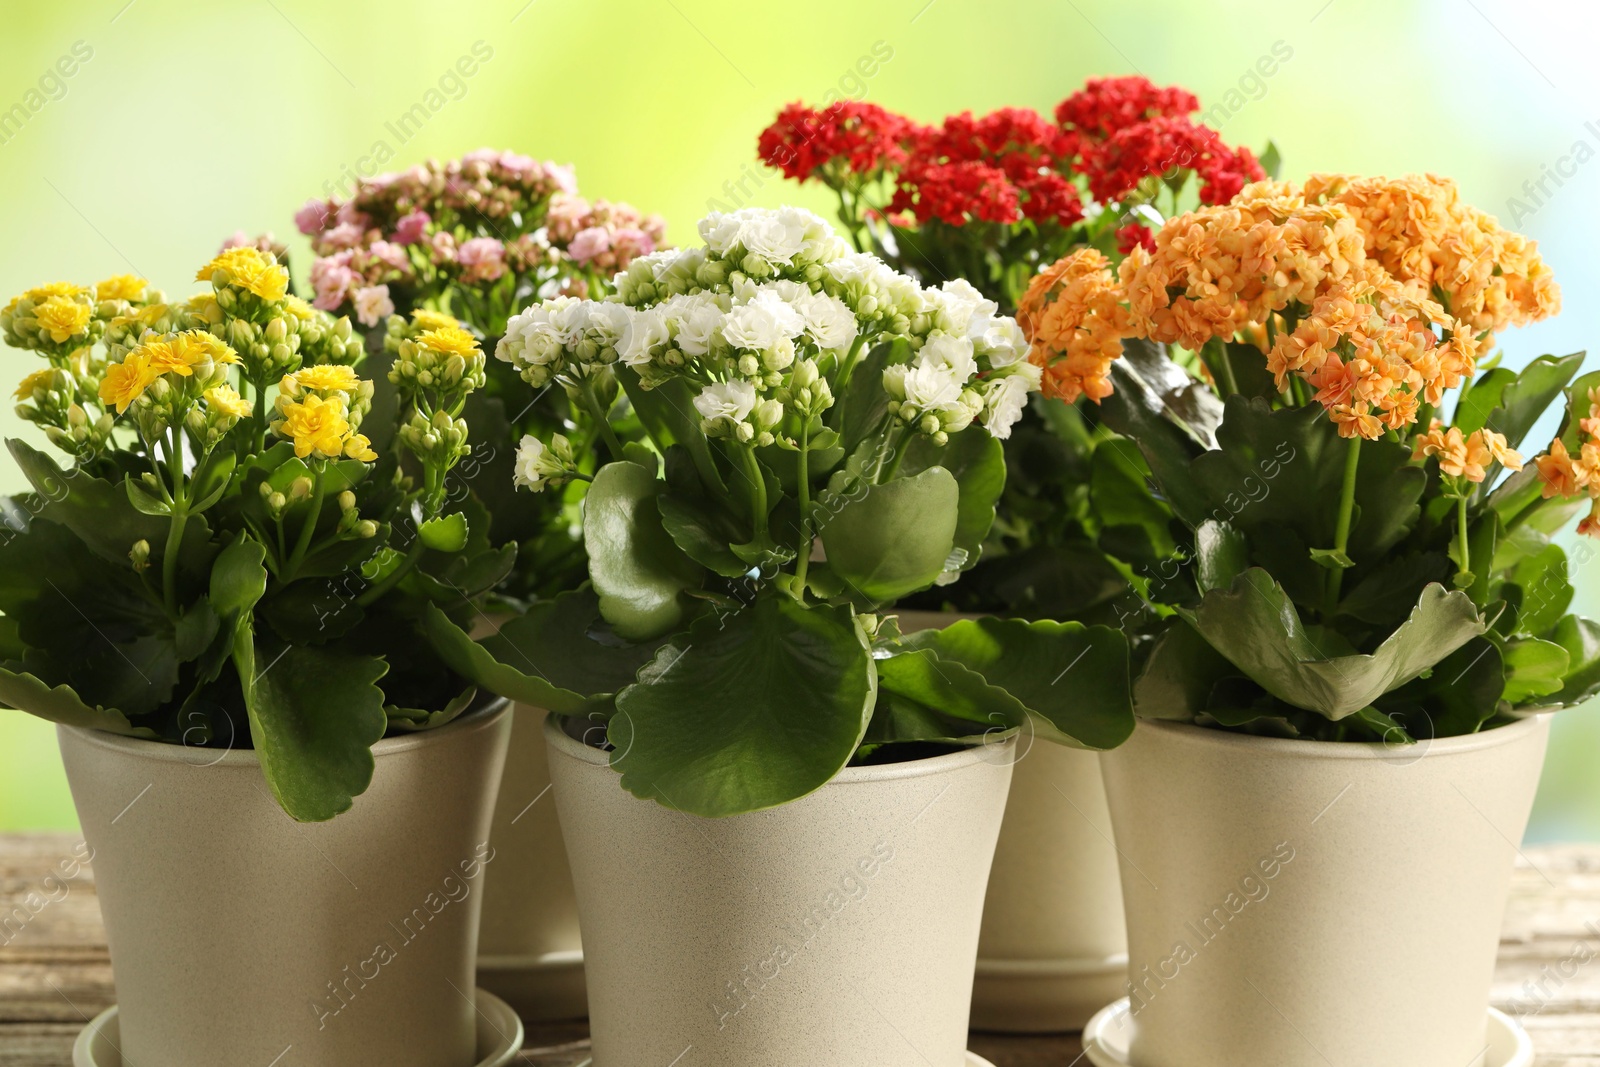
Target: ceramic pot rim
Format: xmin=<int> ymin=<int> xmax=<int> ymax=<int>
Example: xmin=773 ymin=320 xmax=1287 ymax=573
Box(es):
xmin=543 ymin=712 xmax=1017 ymax=785
xmin=1133 ymin=712 xmax=1548 ymax=761
xmin=57 ymin=694 xmax=511 ymax=766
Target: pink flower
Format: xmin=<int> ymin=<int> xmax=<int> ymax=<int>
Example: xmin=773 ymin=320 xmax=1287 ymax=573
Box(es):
xmin=610 ymin=227 xmax=655 ymax=265
xmin=393 ymin=210 xmax=431 ymax=245
xmin=324 ymin=222 xmax=365 ymax=250
xmin=310 ymin=255 xmax=355 ymax=311
xmin=642 ymin=214 xmax=668 ymax=243
xmin=430 ymin=230 xmax=458 ymax=264
xmin=294 ymin=200 xmax=330 ymax=235
xmin=567 ymin=227 xmax=612 ymax=264
xmin=353 ymin=284 xmax=395 ymax=327
xmin=548 ymin=163 xmax=578 ymax=194
xmin=545 ymin=193 xmax=590 ymax=242
xmin=220 ymin=230 xmax=252 ymax=251
xmin=458 ymin=236 xmax=507 ymax=281
xmin=498 ymin=151 xmax=538 ymax=178
xmin=367 ymin=240 xmax=410 ymax=271
xmin=334 ymin=201 xmax=369 ymax=229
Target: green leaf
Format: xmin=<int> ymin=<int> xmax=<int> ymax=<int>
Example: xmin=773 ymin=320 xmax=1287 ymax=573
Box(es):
xmin=1195 ymin=519 xmax=1249 ymax=594
xmin=610 ymin=595 xmax=875 ymax=816
xmin=1376 ymin=637 xmax=1504 ymax=737
xmin=1095 ymin=340 xmax=1217 ymax=525
xmin=1481 ymin=352 xmax=1586 ymax=451
xmin=1336 ymin=553 xmax=1451 ymax=627
xmin=386 ymin=685 xmax=478 ymax=733
xmin=1091 ymin=435 xmax=1177 ymax=559
xmin=863 ymin=689 xmax=1002 ymax=747
xmin=819 ymin=466 xmax=958 ymax=607
xmin=875 ymin=647 xmax=1025 ymax=731
xmin=124 ymin=475 xmax=170 ymax=516
xmin=423 ymin=603 xmax=590 ymax=714
xmin=210 ymin=535 xmax=268 ymax=617
xmin=0 ymin=666 xmax=157 ymax=738
xmin=1499 ymin=636 xmax=1570 ymax=706
xmin=1132 ymin=619 xmax=1240 ymax=721
xmin=584 ymin=460 xmax=703 ymax=640
xmin=902 ymin=616 xmax=1133 ymax=749
xmin=237 ymin=638 xmax=389 ymax=822
xmin=1507 ymin=540 xmax=1572 ymax=636
xmin=900 ymin=426 xmax=1006 ymax=576
xmin=418 ymin=512 xmax=469 ymax=553
xmin=1259 ymin=139 xmax=1282 ymax=180
xmin=1178 ymin=569 xmax=1487 ymax=719
xmin=657 ymin=492 xmax=748 ymax=578
xmin=1546 ymin=616 xmax=1600 ymax=707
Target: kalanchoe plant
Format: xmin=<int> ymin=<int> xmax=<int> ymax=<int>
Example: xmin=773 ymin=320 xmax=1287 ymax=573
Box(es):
xmin=427 ymin=206 xmax=1135 ymax=816
xmin=295 ymin=149 xmax=668 ymax=601
xmin=758 ymin=75 xmax=1270 ymax=311
xmin=759 ymin=80 xmax=1268 ymax=629
xmin=0 ymin=248 xmax=516 ymax=820
xmin=1022 ymin=173 xmax=1593 ymax=742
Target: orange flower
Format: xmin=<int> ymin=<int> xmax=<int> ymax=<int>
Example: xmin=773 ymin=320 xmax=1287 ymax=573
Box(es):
xmin=1018 ymin=249 xmax=1130 ymax=403
xmin=1535 ymin=439 xmax=1583 ymax=499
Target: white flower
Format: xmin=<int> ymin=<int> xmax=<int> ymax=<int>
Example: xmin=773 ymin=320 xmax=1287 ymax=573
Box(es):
xmin=972 ymin=317 xmax=1028 ymax=367
xmin=901 ymin=363 xmax=965 ymax=411
xmin=916 ymin=332 xmax=978 ymax=384
xmin=795 ymin=291 xmax=859 ymax=351
xmin=583 ymin=302 xmax=631 ymax=348
xmin=698 ymin=212 xmax=745 ymax=254
xmin=981 ymin=374 xmax=1033 ymax=440
xmin=722 ymin=290 xmax=805 ymax=352
xmin=824 ymin=252 xmax=880 ymax=289
xmin=694 ymin=379 xmax=758 ymax=424
xmin=675 ymin=297 xmax=729 ymax=357
xmin=352 ymin=285 xmax=394 ymax=328
xmin=739 ymin=212 xmax=809 ymax=266
xmin=514 ymin=435 xmax=549 ymax=491
xmin=498 ymin=299 xmax=578 ymax=376
xmin=619 ymin=307 xmax=669 ymax=367
xmin=927 ymin=279 xmax=994 ymax=336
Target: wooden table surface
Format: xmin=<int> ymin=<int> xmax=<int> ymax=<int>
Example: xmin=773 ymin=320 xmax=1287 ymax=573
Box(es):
xmin=4 ymin=832 xmax=1600 ymax=1065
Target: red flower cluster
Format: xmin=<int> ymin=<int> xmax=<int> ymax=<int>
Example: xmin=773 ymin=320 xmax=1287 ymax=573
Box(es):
xmin=757 ymin=76 xmax=1264 ymax=231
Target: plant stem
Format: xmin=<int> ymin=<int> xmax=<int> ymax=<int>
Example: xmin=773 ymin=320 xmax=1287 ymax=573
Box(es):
xmin=1456 ymin=494 xmax=1471 ymax=580
xmin=357 ymin=536 xmax=426 ymax=608
xmin=1323 ymin=433 xmax=1362 ymax=617
xmin=737 ymin=444 xmax=769 ymax=539
xmin=794 ymin=431 xmax=812 ymax=590
xmin=580 ymin=381 xmax=626 ymax=462
xmin=282 ymin=474 xmax=326 ymax=583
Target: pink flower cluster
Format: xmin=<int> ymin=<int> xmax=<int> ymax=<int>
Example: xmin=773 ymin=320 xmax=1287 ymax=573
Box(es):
xmin=296 ymin=149 xmax=666 ymax=328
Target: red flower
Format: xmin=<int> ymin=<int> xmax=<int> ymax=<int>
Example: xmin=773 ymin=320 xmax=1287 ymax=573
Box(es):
xmin=756 ymin=101 xmax=920 ymax=182
xmin=1076 ymin=116 xmax=1263 ymax=204
xmin=891 ymin=161 xmax=1022 ymax=225
xmin=1116 ymin=222 xmax=1156 ymax=254
xmin=1055 ymin=76 xmax=1200 ymax=139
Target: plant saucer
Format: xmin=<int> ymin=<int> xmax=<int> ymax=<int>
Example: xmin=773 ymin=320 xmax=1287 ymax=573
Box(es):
xmin=1081 ymin=997 xmax=1532 ymax=1067
xmin=73 ymin=988 xmax=525 ymax=1067
xmin=572 ymin=1054 xmax=997 ymax=1066
xmin=477 ymin=948 xmax=588 ymax=1021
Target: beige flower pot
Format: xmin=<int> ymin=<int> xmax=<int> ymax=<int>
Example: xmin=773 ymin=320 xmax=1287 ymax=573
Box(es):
xmin=545 ymin=714 xmax=1013 ymax=1067
xmin=895 ymin=610 xmax=1127 ymax=1032
xmin=1094 ymin=716 xmax=1550 ymax=1067
xmin=57 ymin=699 xmax=513 ymax=1067
xmin=475 ymin=702 xmax=587 ymax=1021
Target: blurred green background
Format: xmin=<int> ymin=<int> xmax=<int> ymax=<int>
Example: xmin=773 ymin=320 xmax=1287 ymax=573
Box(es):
xmin=0 ymin=0 xmax=1595 ymax=838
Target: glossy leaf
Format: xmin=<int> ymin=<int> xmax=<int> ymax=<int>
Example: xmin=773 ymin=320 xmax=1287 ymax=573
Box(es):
xmin=819 ymin=466 xmax=958 ymax=607
xmin=584 ymin=460 xmax=703 ymax=640
xmin=0 ymin=667 xmax=157 ymax=738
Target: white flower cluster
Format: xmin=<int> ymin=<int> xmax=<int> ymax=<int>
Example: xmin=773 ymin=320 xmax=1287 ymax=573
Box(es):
xmin=498 ymin=207 xmax=1040 ymax=490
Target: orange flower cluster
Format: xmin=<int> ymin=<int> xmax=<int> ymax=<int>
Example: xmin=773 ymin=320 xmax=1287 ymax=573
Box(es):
xmin=1534 ymin=389 xmax=1600 ymax=536
xmin=1015 ymin=249 xmax=1131 ymax=402
xmin=1019 ymin=177 xmax=1559 ymax=440
xmin=1303 ymin=173 xmax=1560 ymax=337
xmin=1412 ymin=419 xmax=1522 ymax=483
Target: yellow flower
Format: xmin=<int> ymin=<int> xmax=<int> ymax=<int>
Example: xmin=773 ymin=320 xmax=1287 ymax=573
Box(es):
xmin=342 ymin=433 xmax=377 ymax=462
xmin=204 ymin=384 xmax=251 ymax=419
xmin=95 ymin=275 xmax=148 ymax=302
xmin=197 ymin=247 xmax=289 ymax=303
xmin=141 ymin=331 xmax=237 ymax=377
xmin=98 ymin=350 xmax=156 ymax=412
xmin=283 ymin=295 xmax=315 ymax=321
xmin=14 ymin=368 xmax=56 ymax=400
xmin=290 ymin=364 xmax=360 ymax=395
xmin=34 ymin=296 xmax=91 ymax=343
xmin=24 ymin=282 xmax=88 ymax=302
xmin=415 ymin=326 xmax=481 ymax=356
xmin=411 ymin=309 xmax=460 ymax=332
xmin=277 ymin=393 xmax=352 ymax=459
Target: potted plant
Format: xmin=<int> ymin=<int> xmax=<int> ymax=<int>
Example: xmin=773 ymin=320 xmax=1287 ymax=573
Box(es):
xmin=1020 ymin=174 xmax=1583 ymax=1066
xmin=427 ymin=205 xmax=1136 ymax=1065
xmin=757 ymin=75 xmax=1270 ymax=1030
xmin=295 ymin=148 xmax=667 ymax=1020
xmin=0 ymin=250 xmax=524 ymax=1067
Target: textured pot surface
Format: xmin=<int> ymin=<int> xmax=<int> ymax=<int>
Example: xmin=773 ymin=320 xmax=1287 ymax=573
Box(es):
xmin=895 ymin=609 xmax=1127 ymax=1033
xmin=547 ymin=715 xmax=1013 ymax=1067
xmin=1099 ymin=715 xmax=1550 ymax=1067
xmin=58 ymin=700 xmax=512 ymax=1067
xmin=475 ymin=702 xmax=586 ymax=1020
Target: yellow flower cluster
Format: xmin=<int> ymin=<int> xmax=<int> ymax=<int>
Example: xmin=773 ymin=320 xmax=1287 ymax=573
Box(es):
xmin=97 ymin=330 xmax=239 ymax=413
xmin=195 ymin=247 xmax=289 ymax=303
xmin=271 ymin=364 xmax=376 ymax=462
xmin=1021 ymin=177 xmax=1559 ymax=440
xmin=1411 ymin=419 xmax=1522 ymax=483
xmin=1017 ymin=250 xmax=1131 ymax=403
xmin=95 ymin=274 xmax=149 ymax=303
